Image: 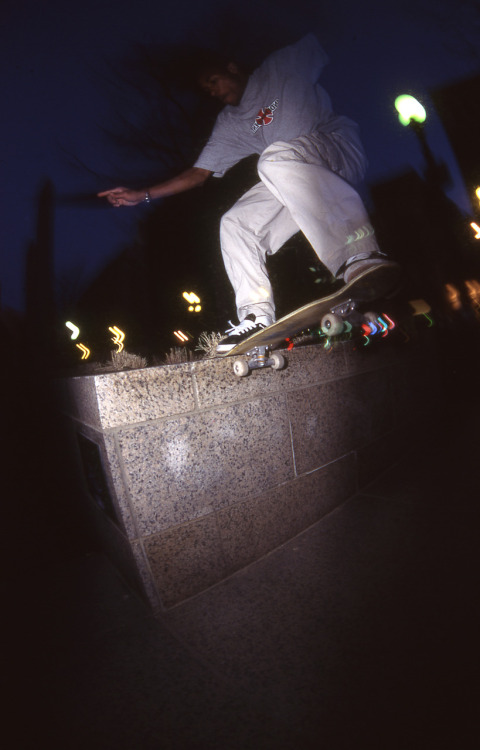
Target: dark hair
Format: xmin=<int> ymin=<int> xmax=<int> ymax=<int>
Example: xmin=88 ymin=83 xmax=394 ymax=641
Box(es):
xmin=163 ymin=47 xmax=234 ymax=90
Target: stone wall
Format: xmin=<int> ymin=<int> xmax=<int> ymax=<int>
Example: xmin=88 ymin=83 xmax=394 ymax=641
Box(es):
xmin=58 ymin=332 xmax=440 ymax=612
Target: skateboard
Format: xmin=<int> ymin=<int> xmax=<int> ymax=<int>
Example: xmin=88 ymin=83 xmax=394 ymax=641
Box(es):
xmin=222 ymin=262 xmax=401 ymax=376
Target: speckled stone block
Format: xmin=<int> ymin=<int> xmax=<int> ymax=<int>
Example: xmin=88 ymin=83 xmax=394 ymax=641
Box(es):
xmin=131 ymin=540 xmax=162 ymax=612
xmin=193 ymin=355 xmax=285 ymax=409
xmin=93 ymin=365 xmax=197 ymax=428
xmin=287 ymin=380 xmax=340 ymax=475
xmin=288 ymin=370 xmax=394 ymax=476
xmin=334 ymin=369 xmax=394 ymax=450
xmin=277 ymin=343 xmax=348 ymax=390
xmin=343 ymin=338 xmax=400 ymax=377
xmin=101 ymin=433 xmax=138 ymax=539
xmin=116 ymin=394 xmax=294 ymax=536
xmin=143 ymin=514 xmax=226 ymax=608
xmin=217 ymin=453 xmax=356 ymax=573
xmin=63 ymin=375 xmax=102 ymax=428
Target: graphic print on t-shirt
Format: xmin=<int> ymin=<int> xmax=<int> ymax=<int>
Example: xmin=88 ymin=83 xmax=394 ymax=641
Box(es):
xmin=251 ymin=98 xmax=279 ymax=133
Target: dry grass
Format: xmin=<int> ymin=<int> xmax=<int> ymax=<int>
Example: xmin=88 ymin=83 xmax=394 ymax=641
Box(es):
xmin=162 ymin=347 xmax=196 ymax=365
xmin=195 ymin=330 xmax=224 ymax=358
xmin=88 ymin=350 xmax=148 ymax=373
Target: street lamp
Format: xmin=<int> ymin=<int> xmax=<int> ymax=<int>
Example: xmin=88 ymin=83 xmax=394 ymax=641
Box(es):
xmin=395 ymin=93 xmax=449 ymax=188
xmin=394 ymin=94 xmax=427 ymax=128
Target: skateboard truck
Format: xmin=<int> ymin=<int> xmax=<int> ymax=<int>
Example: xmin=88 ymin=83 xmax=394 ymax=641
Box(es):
xmin=320 ymin=298 xmax=361 ymax=335
xmin=233 ymin=345 xmax=285 ymax=377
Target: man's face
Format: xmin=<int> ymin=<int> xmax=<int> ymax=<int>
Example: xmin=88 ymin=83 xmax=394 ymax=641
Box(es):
xmin=198 ymin=63 xmax=247 ymax=106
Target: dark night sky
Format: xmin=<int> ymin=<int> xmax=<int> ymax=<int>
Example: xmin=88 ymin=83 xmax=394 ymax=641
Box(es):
xmin=1 ymin=0 xmax=479 ymax=315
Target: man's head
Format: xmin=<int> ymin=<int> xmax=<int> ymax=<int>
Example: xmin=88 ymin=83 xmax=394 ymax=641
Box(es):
xmin=197 ymin=60 xmax=248 ymax=106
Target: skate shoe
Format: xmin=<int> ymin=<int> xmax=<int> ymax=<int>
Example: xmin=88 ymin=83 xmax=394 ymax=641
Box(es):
xmin=343 ymin=257 xmax=402 ymax=300
xmin=216 ymin=314 xmax=272 ymax=353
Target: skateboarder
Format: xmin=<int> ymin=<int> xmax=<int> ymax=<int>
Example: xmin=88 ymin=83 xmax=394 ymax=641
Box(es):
xmin=98 ymin=34 xmax=399 ymax=352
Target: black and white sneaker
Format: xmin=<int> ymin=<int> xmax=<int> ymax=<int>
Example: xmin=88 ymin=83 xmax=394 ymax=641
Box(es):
xmin=216 ymin=313 xmax=272 ymax=353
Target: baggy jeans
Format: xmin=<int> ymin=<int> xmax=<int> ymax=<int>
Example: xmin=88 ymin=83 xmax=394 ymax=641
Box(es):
xmin=219 ymin=129 xmax=382 ymax=322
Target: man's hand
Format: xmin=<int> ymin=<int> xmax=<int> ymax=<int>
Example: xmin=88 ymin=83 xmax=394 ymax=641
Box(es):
xmin=97 ymin=187 xmax=144 ymax=207
xmin=98 ymin=168 xmax=212 ymax=207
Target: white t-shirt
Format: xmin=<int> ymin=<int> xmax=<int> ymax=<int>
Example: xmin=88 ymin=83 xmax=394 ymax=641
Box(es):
xmin=194 ymin=34 xmax=357 ymax=177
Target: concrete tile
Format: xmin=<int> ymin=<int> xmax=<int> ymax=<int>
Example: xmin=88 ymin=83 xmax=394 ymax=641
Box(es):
xmin=193 ymin=344 xmax=348 ymax=409
xmin=335 ymin=369 xmax=394 ymax=449
xmin=61 ymin=374 xmax=102 ymax=428
xmin=217 ymin=453 xmax=356 ymax=573
xmin=116 ymin=394 xmax=294 ymax=536
xmin=193 ymin=355 xmax=285 ymax=408
xmin=93 ymin=365 xmax=196 ymax=428
xmin=217 ymin=482 xmax=300 ymax=572
xmin=359 ymin=449 xmax=425 ymax=499
xmin=287 ymin=380 xmax=341 ymax=474
xmin=288 ymin=370 xmax=394 ymax=476
xmin=102 ymin=432 xmax=138 ymax=539
xmin=143 ymin=514 xmax=226 ymax=607
xmin=131 ymin=540 xmax=162 ymax=613
xmin=18 ymin=555 xmax=283 ymax=750
xmin=356 ymin=426 xmax=413 ymax=489
xmin=343 ymin=336 xmax=400 ymax=376
xmin=277 ymin=342 xmax=348 ymax=389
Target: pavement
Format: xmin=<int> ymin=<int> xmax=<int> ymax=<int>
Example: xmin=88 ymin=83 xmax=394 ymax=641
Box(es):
xmin=3 ymin=339 xmax=480 ymax=749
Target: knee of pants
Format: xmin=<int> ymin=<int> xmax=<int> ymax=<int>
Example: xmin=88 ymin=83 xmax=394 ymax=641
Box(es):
xmin=257 ymin=142 xmax=295 ymax=177
xmin=220 ymin=206 xmax=241 ymax=240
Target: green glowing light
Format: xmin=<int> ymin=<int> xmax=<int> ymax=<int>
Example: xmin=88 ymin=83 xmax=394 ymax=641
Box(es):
xmin=394 ymin=95 xmax=427 ymax=127
xmin=423 ymin=313 xmax=434 ymax=327
xmin=65 ymin=321 xmax=80 ymax=340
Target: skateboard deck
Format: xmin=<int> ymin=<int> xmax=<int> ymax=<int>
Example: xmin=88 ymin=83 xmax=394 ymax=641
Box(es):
xmin=222 ymin=262 xmax=400 ymax=374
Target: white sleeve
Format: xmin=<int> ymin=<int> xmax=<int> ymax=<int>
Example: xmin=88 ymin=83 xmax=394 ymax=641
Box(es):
xmin=193 ymin=114 xmax=251 ymax=177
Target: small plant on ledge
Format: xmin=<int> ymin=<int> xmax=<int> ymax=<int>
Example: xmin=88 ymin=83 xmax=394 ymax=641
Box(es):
xmin=88 ymin=350 xmax=148 ymax=373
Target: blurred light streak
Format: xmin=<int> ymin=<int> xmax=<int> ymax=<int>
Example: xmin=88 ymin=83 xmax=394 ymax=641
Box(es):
xmin=183 ymin=292 xmax=202 ymax=312
xmin=76 ymin=343 xmax=90 ymax=359
xmin=65 ymin=321 xmax=80 ymax=340
xmin=409 ymin=299 xmax=431 ymax=315
xmin=423 ymin=313 xmax=434 ymax=327
xmin=465 ymin=279 xmax=480 ymax=312
xmin=470 ymin=222 xmax=480 ymax=239
xmin=182 ymin=291 xmax=200 ymax=304
xmin=361 ymin=323 xmax=371 ymax=345
xmin=383 ymin=313 xmax=396 ymax=330
xmin=173 ymin=330 xmax=189 ymax=342
xmin=445 ymin=283 xmax=462 ymax=310
xmin=108 ymin=325 xmax=125 ymax=352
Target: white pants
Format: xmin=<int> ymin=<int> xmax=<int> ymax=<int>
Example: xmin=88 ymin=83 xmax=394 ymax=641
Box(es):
xmin=219 ymin=129 xmax=382 ymax=322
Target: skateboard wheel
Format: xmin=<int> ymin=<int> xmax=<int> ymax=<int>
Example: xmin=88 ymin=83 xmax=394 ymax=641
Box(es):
xmin=364 ymin=311 xmax=378 ymax=324
xmin=321 ymin=313 xmax=344 ymax=336
xmin=233 ymin=359 xmax=249 ymax=377
xmin=270 ymin=352 xmax=285 ymax=370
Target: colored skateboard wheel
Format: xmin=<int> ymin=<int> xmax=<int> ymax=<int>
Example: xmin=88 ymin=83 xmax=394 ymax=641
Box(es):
xmin=320 ymin=313 xmax=344 ymax=336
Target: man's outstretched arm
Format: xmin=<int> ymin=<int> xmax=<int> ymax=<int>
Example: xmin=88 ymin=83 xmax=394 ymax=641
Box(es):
xmin=97 ymin=166 xmax=213 ymax=207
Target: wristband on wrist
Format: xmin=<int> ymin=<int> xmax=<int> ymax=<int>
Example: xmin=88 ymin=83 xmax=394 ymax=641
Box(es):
xmin=144 ymin=190 xmax=151 ymax=203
